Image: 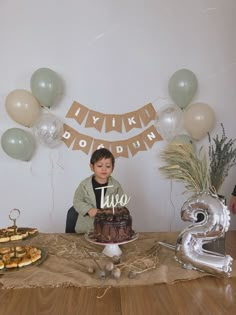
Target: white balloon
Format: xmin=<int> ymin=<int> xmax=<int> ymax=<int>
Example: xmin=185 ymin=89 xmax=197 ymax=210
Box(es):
xmin=155 ymin=104 xmax=183 ymax=141
xmin=32 ymin=113 xmax=64 ymax=148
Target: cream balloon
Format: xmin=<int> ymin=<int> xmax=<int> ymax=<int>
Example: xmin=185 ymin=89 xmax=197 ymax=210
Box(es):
xmin=183 ymin=103 xmax=215 ymax=140
xmin=5 ymin=89 xmax=41 ymax=127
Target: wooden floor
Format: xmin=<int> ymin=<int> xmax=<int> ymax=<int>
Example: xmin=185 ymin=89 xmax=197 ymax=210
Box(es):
xmin=1 ymin=231 xmax=236 ymax=315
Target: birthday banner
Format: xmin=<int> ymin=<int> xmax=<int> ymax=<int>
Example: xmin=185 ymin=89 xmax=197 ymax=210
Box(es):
xmin=62 ymin=101 xmax=162 ymax=158
xmin=66 ymin=101 xmax=157 ymax=132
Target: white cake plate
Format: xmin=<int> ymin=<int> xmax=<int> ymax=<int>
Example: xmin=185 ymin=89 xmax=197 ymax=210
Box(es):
xmin=84 ymin=232 xmax=139 ymax=257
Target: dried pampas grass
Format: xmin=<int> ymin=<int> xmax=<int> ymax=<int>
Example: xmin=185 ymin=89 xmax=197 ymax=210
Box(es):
xmin=159 ymin=143 xmax=210 ymax=194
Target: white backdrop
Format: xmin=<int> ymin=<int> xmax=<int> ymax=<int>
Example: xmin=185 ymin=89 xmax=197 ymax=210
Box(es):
xmin=0 ymin=0 xmax=236 ymax=232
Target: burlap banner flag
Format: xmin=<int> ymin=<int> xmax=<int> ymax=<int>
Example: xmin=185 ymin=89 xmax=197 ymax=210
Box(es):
xmin=105 ymin=114 xmax=123 ymax=133
xmin=62 ymin=124 xmax=162 ymax=158
xmin=85 ymin=110 xmax=105 ymax=132
xmin=62 ymin=124 xmax=78 ymax=148
xmin=66 ymin=102 xmax=89 ymax=124
xmin=66 ymin=101 xmax=156 ymax=133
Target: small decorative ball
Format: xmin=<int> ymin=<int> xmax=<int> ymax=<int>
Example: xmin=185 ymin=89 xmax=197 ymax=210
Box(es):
xmin=87 ymin=266 xmax=95 ymax=274
xmin=105 ymin=262 xmax=114 ymax=272
xmin=112 ymin=255 xmax=121 ymax=264
xmin=97 ymin=270 xmax=106 ymax=280
xmin=128 ymin=270 xmax=137 ymax=279
xmin=111 ymin=267 xmax=121 ymax=279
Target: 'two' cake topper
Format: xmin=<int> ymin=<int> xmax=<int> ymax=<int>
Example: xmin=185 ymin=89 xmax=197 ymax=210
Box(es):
xmin=95 ymin=185 xmax=130 ymax=215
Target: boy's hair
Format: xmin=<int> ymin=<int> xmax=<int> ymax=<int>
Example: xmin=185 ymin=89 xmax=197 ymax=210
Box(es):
xmin=90 ymin=148 xmax=115 ymax=169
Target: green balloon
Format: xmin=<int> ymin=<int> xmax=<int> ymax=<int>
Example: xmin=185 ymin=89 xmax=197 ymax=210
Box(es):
xmin=170 ymin=134 xmax=196 ymax=151
xmin=1 ymin=128 xmax=35 ymax=161
xmin=30 ymin=68 xmax=62 ymax=108
xmin=168 ymin=69 xmax=198 ymax=109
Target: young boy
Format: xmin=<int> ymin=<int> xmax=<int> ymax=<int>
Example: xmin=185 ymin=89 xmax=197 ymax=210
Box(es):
xmin=73 ymin=148 xmax=124 ymax=233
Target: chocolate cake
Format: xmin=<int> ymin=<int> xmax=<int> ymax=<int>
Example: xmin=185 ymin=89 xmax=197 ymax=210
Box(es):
xmin=93 ymin=207 xmax=134 ymax=243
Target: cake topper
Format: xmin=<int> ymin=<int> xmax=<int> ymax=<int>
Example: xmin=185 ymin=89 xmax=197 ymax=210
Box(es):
xmin=95 ymin=185 xmax=130 ymax=214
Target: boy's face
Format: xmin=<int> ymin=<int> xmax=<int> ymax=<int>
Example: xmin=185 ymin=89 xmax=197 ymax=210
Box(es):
xmin=90 ymin=157 xmax=113 ymax=183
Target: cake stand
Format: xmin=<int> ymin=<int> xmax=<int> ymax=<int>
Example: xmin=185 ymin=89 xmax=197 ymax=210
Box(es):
xmin=84 ymin=232 xmax=139 ymax=257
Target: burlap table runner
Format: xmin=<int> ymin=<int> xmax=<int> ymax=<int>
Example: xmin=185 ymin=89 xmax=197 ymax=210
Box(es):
xmin=0 ymin=232 xmax=235 ymax=289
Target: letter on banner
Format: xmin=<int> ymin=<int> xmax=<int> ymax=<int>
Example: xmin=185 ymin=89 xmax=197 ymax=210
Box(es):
xmin=92 ymin=139 xmax=111 ymax=152
xmin=66 ymin=101 xmax=89 ymax=124
xmin=85 ymin=110 xmax=105 ymax=132
xmin=105 ymin=114 xmax=123 ymax=133
xmin=62 ymin=124 xmax=78 ymax=148
xmin=123 ymin=111 xmax=142 ymax=132
xmin=141 ymin=125 xmax=162 ymax=148
xmin=139 ymin=103 xmax=156 ymax=126
xmin=72 ymin=132 xmax=93 ymax=154
xmin=127 ymin=134 xmax=147 ymax=156
xmin=110 ymin=140 xmax=129 ymax=158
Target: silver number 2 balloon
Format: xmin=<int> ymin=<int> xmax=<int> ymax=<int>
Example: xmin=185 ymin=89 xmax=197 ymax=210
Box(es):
xmin=175 ymin=192 xmax=233 ymax=277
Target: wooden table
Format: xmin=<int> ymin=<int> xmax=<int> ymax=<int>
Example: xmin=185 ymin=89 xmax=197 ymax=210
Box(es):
xmin=0 ymin=231 xmax=236 ymax=315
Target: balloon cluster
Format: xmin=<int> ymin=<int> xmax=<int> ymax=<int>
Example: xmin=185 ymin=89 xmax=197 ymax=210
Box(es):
xmin=155 ymin=68 xmax=215 ymax=146
xmin=1 ymin=68 xmax=64 ymax=161
xmin=157 ymin=69 xmax=232 ymax=277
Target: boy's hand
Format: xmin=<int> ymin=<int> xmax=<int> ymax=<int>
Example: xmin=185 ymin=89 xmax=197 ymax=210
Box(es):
xmin=88 ymin=208 xmax=98 ymax=217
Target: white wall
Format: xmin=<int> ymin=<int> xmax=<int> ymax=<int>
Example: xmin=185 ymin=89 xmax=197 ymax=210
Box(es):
xmin=0 ymin=0 xmax=235 ymax=232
